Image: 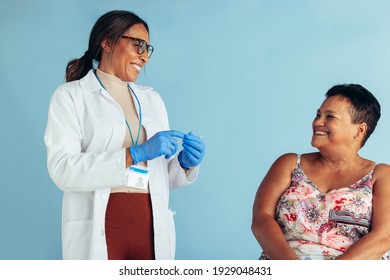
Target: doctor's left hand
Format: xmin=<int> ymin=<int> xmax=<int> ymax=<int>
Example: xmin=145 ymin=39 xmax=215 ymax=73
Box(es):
xmin=178 ymin=132 xmax=205 ymax=169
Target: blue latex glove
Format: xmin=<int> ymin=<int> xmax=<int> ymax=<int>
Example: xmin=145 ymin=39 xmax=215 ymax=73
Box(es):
xmin=178 ymin=132 xmax=205 ymax=169
xmin=130 ymin=130 xmax=185 ymax=165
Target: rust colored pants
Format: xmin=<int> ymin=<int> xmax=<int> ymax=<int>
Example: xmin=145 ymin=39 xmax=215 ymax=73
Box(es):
xmin=105 ymin=193 xmax=155 ymax=260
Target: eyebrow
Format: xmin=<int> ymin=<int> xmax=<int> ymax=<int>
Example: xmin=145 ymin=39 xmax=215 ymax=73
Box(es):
xmin=317 ymin=109 xmax=338 ymax=114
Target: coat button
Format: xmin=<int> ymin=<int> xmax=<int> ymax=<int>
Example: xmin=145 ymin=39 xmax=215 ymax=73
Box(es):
xmin=100 ymin=230 xmax=105 ymax=236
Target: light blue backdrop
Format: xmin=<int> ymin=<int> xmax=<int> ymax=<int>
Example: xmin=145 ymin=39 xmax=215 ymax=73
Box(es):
xmin=1 ymin=0 xmax=390 ymax=260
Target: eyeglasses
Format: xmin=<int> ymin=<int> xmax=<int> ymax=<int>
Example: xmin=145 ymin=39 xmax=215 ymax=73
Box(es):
xmin=121 ymin=36 xmax=154 ymax=58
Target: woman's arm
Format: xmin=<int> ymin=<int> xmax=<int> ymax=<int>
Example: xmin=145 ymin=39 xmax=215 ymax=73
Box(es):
xmin=337 ymin=164 xmax=390 ymax=260
xmin=251 ymin=153 xmax=299 ymax=260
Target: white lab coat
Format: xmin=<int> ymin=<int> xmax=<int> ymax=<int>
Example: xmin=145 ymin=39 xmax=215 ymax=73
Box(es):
xmin=44 ymin=69 xmax=198 ymax=260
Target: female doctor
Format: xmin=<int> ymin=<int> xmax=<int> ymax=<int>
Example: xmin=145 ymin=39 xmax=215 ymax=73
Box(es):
xmin=44 ymin=10 xmax=205 ymax=260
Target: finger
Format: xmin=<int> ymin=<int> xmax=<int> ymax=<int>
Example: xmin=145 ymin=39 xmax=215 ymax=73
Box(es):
xmin=182 ymin=143 xmax=203 ymax=160
xmin=184 ymin=132 xmax=201 ymax=141
xmin=184 ymin=133 xmax=204 ymax=146
xmin=171 ymin=141 xmax=178 ymax=154
xmin=165 ymin=141 xmax=178 ymax=159
xmin=159 ymin=131 xmax=182 ymax=146
xmin=165 ymin=130 xmax=185 ymax=140
xmin=182 ymin=139 xmax=205 ymax=153
xmin=182 ymin=150 xmax=199 ymax=165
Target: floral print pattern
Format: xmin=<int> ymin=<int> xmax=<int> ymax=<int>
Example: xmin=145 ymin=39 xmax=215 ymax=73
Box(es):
xmin=260 ymin=155 xmax=389 ymax=260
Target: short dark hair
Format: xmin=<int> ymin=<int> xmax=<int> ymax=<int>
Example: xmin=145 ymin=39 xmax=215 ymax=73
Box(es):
xmin=66 ymin=10 xmax=149 ymax=82
xmin=325 ymin=84 xmax=381 ymax=147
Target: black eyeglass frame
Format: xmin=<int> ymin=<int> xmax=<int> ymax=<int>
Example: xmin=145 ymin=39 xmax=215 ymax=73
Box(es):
xmin=121 ymin=36 xmax=154 ymax=58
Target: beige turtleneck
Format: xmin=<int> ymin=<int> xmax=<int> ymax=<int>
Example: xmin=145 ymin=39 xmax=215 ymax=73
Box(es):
xmin=96 ymin=68 xmax=149 ymax=193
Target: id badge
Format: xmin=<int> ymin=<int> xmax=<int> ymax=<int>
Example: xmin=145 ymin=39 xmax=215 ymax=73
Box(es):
xmin=126 ymin=165 xmax=149 ymax=190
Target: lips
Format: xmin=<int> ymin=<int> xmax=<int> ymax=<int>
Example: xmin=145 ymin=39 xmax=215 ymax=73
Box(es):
xmin=313 ymin=131 xmax=328 ymax=135
xmin=130 ymin=63 xmax=141 ymax=72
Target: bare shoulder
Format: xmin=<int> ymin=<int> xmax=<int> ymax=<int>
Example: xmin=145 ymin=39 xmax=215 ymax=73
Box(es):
xmin=274 ymin=153 xmax=298 ymax=165
xmin=269 ymin=153 xmax=299 ymax=173
xmin=257 ymin=153 xmax=299 ymax=203
xmin=373 ymin=163 xmax=390 ymax=180
xmin=373 ymin=164 xmax=390 ymax=194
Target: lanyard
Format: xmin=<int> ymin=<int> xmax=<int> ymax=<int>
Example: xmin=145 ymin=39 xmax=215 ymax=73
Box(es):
xmin=94 ymin=70 xmax=142 ymax=146
xmin=126 ymin=85 xmax=142 ymax=146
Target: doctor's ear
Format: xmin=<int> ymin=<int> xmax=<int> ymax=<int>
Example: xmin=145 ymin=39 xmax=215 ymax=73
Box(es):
xmin=101 ymin=39 xmax=112 ymax=53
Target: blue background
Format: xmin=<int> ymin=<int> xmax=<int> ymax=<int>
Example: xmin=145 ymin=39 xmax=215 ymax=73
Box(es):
xmin=1 ymin=0 xmax=390 ymax=260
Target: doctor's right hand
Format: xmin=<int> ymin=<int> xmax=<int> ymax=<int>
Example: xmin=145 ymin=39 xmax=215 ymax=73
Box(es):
xmin=130 ymin=130 xmax=185 ymax=165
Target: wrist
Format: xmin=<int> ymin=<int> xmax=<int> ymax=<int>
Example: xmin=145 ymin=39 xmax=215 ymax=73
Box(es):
xmin=130 ymin=145 xmax=141 ymax=165
xmin=125 ymin=147 xmax=134 ymax=168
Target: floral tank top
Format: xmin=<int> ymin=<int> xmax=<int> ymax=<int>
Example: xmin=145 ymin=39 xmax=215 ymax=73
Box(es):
xmin=260 ymin=154 xmax=389 ymax=260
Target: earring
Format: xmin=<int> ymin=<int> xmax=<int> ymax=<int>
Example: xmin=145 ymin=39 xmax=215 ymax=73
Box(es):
xmin=354 ymin=136 xmax=359 ymax=141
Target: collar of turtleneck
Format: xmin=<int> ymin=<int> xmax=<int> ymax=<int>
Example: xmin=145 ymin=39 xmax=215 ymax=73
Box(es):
xmin=95 ymin=68 xmax=128 ymax=90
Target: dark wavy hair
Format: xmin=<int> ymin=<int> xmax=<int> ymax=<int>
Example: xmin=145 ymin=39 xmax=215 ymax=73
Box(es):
xmin=65 ymin=10 xmax=149 ymax=82
xmin=325 ymin=84 xmax=381 ymax=147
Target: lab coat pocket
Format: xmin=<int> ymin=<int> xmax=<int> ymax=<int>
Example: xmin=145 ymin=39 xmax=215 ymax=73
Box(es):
xmin=168 ymin=209 xmax=176 ymax=259
xmin=63 ymin=220 xmax=92 ymax=259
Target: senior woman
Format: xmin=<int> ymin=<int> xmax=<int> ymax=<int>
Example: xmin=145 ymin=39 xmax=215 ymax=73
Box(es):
xmin=252 ymin=84 xmax=390 ymax=260
xmin=44 ymin=10 xmax=205 ymax=260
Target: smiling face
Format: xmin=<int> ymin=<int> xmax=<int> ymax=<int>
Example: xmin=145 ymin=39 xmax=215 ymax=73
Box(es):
xmin=98 ymin=23 xmax=150 ymax=82
xmin=311 ymin=95 xmax=362 ymax=150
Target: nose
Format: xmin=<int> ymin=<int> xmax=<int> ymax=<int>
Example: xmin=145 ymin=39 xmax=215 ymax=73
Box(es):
xmin=139 ymin=52 xmax=149 ymax=64
xmin=312 ymin=116 xmax=325 ymax=128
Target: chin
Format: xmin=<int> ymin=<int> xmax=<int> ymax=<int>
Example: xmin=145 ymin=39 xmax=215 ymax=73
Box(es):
xmin=311 ymin=140 xmax=319 ymax=148
xmin=126 ymin=75 xmax=137 ymax=83
xmin=117 ymin=71 xmax=136 ymax=82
